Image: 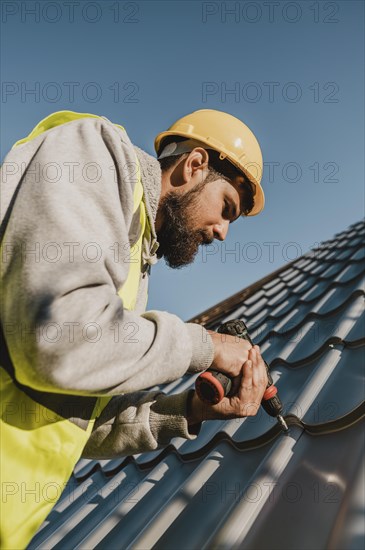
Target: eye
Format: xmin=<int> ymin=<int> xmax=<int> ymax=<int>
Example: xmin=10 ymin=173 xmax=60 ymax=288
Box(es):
xmin=223 ymin=200 xmax=230 ymax=218
xmin=223 ymin=199 xmax=239 ymax=222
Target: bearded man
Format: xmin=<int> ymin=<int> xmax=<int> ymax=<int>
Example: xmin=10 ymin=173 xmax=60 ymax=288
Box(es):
xmin=0 ymin=109 xmax=268 ymax=548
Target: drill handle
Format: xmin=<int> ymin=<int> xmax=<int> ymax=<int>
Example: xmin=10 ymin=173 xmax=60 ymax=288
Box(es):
xmin=217 ymin=320 xmax=273 ymax=386
xmin=264 ymin=360 xmax=274 ymax=387
xmin=196 ymin=319 xmax=250 ymax=404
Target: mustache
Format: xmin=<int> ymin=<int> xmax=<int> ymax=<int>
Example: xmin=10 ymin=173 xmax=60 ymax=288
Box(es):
xmin=199 ymin=229 xmax=213 ymax=246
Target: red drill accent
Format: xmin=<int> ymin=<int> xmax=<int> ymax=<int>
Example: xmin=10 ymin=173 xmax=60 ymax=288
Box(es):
xmin=196 ymin=371 xmax=225 ymax=404
xmin=263 ymin=385 xmax=278 ymax=401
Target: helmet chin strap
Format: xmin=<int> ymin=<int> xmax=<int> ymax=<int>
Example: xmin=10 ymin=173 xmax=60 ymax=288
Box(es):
xmin=158 ymin=138 xmax=257 ymax=198
xmin=157 ymin=138 xmax=212 ymax=159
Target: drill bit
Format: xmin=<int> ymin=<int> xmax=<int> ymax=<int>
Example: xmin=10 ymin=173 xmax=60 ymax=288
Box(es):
xmin=277 ymin=415 xmax=289 ymax=433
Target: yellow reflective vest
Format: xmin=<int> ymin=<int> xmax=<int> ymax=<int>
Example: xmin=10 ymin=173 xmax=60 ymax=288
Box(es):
xmin=0 ymin=111 xmax=151 ymax=549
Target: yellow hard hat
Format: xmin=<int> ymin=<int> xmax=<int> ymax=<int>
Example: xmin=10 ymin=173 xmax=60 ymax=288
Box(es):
xmin=154 ymin=109 xmax=264 ymax=216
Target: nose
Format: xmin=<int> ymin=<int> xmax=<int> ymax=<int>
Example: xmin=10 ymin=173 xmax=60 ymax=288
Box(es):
xmin=212 ymin=219 xmax=229 ymax=241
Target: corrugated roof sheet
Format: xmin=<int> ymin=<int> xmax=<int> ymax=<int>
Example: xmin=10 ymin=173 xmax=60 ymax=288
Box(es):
xmin=29 ymin=219 xmax=365 ymax=549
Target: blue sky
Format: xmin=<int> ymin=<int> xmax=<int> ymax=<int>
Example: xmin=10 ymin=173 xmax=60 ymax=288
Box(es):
xmin=1 ymin=0 xmax=364 ymax=321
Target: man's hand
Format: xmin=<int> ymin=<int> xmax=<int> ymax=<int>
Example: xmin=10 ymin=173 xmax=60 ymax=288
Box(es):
xmin=207 ymin=329 xmax=253 ymax=378
xmin=188 ymin=346 xmax=268 ymax=423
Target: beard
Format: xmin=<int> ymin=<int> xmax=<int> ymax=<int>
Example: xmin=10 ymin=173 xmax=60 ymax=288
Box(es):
xmin=156 ymin=179 xmax=214 ymax=268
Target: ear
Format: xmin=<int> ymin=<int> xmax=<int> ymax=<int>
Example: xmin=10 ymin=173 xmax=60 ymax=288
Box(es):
xmin=182 ymin=148 xmax=209 ymax=183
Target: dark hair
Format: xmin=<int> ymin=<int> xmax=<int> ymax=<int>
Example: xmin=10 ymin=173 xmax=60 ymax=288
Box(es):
xmin=157 ymin=137 xmax=255 ymax=215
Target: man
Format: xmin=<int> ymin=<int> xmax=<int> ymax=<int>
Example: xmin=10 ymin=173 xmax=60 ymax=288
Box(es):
xmin=0 ymin=109 xmax=268 ymax=548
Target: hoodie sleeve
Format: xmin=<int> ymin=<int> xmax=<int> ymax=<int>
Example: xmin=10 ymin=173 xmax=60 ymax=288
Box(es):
xmin=0 ymin=116 xmax=214 ymax=396
xmin=82 ymin=389 xmax=201 ymax=459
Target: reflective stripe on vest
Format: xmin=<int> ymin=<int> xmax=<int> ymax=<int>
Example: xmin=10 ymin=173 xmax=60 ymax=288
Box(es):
xmin=0 ymin=111 xmax=150 ymax=549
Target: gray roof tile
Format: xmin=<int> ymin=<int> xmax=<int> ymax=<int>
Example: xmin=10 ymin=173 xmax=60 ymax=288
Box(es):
xmin=236 ymin=420 xmax=364 ymax=550
xmin=280 ymin=267 xmax=298 ymax=282
xmin=243 ymin=296 xmax=268 ymax=317
xmin=351 ymin=246 xmax=365 ymax=261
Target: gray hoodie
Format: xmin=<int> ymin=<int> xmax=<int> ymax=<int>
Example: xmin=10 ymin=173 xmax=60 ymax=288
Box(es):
xmin=0 ymin=115 xmax=215 ymax=457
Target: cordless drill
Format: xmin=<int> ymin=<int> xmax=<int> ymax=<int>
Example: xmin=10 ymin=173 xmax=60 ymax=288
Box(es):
xmin=195 ymin=319 xmax=289 ymax=432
